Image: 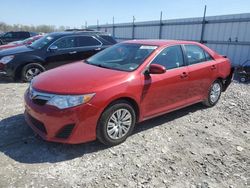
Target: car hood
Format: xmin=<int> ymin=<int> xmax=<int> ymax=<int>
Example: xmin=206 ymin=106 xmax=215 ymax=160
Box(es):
xmin=0 ymin=45 xmax=33 ymax=56
xmin=32 ymin=61 xmax=131 ymax=94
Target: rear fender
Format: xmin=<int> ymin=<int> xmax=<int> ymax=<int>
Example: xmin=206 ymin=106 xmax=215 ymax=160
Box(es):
xmin=222 ymin=67 xmax=234 ymax=92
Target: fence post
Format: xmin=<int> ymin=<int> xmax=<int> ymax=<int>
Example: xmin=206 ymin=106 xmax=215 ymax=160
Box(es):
xmin=112 ymin=16 xmax=115 ymax=38
xmin=159 ymin=11 xmax=163 ymax=39
xmin=97 ymin=19 xmax=99 ymax=31
xmin=132 ymin=16 xmax=135 ymax=39
xmin=200 ymin=5 xmax=207 ymax=43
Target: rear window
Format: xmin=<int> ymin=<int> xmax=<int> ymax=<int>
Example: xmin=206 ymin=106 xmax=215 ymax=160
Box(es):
xmin=185 ymin=45 xmax=206 ymax=65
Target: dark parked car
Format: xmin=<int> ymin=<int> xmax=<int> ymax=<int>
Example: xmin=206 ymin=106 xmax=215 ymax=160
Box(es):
xmin=235 ymin=60 xmax=250 ymax=82
xmin=0 ymin=31 xmax=116 ymax=81
xmin=0 ymin=31 xmax=38 ymax=45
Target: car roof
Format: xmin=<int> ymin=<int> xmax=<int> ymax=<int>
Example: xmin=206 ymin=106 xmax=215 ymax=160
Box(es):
xmin=48 ymin=31 xmax=111 ymax=37
xmin=123 ymin=39 xmax=201 ymax=47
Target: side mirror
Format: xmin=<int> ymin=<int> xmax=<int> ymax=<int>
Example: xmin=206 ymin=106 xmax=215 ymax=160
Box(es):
xmin=147 ymin=64 xmax=166 ymax=74
xmin=49 ymin=45 xmax=58 ymax=52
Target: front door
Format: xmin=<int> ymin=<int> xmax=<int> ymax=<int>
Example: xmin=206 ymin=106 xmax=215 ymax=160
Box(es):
xmin=141 ymin=45 xmax=190 ymax=119
xmin=45 ymin=36 xmax=79 ymax=69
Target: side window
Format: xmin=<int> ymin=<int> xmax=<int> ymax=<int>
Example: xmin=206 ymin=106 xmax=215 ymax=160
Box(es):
xmin=53 ymin=37 xmax=76 ymax=49
xmin=151 ymin=45 xmax=184 ymax=70
xmin=18 ymin=32 xmax=30 ymax=38
xmin=12 ymin=32 xmax=19 ymax=38
xmin=4 ymin=32 xmax=13 ymax=38
xmin=76 ymin=36 xmax=101 ymax=47
xmin=185 ymin=45 xmax=206 ymax=65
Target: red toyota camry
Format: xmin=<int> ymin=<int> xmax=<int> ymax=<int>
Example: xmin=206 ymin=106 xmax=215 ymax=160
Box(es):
xmin=24 ymin=40 xmax=233 ymax=145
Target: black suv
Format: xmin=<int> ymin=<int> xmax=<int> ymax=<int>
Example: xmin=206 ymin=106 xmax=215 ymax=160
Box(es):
xmin=0 ymin=31 xmax=117 ymax=81
xmin=0 ymin=31 xmax=38 ymax=45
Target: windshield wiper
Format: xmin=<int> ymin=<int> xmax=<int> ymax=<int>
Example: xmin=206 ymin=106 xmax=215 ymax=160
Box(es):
xmin=85 ymin=60 xmax=122 ymax=71
xmin=93 ymin=64 xmax=113 ymax=69
xmin=27 ymin=45 xmax=35 ymax=49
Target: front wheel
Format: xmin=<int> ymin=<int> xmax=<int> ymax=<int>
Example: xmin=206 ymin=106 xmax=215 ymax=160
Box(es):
xmin=97 ymin=101 xmax=136 ymax=146
xmin=202 ymin=80 xmax=222 ymax=107
xmin=21 ymin=63 xmax=45 ymax=82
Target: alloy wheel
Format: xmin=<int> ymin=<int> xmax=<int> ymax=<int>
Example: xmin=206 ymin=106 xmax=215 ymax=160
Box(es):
xmin=25 ymin=68 xmax=42 ymax=81
xmin=210 ymin=82 xmax=221 ymax=103
xmin=106 ymin=109 xmax=132 ymax=140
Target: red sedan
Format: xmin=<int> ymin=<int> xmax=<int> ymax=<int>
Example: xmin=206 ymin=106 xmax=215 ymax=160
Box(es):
xmin=24 ymin=40 xmax=233 ymax=145
xmin=0 ymin=35 xmax=42 ymax=50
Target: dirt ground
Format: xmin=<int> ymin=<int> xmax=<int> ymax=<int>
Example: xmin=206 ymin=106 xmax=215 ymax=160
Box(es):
xmin=0 ymin=74 xmax=249 ymax=188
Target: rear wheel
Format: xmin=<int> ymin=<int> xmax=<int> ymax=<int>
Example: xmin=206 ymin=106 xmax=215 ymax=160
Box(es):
xmin=21 ymin=63 xmax=45 ymax=82
xmin=97 ymin=101 xmax=136 ymax=146
xmin=203 ymin=80 xmax=222 ymax=107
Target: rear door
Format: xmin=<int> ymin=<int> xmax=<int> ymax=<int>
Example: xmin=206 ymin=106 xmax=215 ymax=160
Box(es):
xmin=75 ymin=36 xmax=103 ymax=59
xmin=45 ymin=36 xmax=79 ymax=69
xmin=183 ymin=44 xmax=218 ymax=102
xmin=141 ymin=45 xmax=190 ymax=118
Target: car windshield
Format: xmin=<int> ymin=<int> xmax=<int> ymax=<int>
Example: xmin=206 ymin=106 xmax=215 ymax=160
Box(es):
xmin=86 ymin=43 xmax=157 ymax=72
xmin=29 ymin=35 xmax=54 ymax=49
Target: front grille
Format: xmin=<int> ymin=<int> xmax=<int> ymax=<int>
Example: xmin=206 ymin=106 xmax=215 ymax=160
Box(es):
xmin=28 ymin=114 xmax=47 ymax=134
xmin=56 ymin=124 xmax=75 ymax=139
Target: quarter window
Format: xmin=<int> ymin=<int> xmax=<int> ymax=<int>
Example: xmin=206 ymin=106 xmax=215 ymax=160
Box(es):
xmin=185 ymin=45 xmax=206 ymax=65
xmin=53 ymin=37 xmax=76 ymax=49
xmin=76 ymin=36 xmax=101 ymax=47
xmin=151 ymin=45 xmax=184 ymax=70
xmin=204 ymin=51 xmax=214 ymax=61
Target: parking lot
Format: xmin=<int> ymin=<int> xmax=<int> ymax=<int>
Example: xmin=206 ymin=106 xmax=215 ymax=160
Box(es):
xmin=0 ymin=74 xmax=249 ymax=187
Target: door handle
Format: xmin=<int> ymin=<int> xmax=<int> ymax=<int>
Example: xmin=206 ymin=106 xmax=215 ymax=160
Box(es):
xmin=211 ymin=65 xmax=217 ymax=70
xmin=69 ymin=51 xmax=77 ymax=54
xmin=180 ymin=72 xmax=188 ymax=78
xmin=95 ymin=47 xmax=102 ymax=51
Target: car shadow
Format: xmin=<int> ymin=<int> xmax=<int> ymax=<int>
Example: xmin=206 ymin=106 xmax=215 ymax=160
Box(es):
xmin=0 ymin=74 xmax=16 ymax=83
xmin=0 ymin=103 xmax=205 ymax=164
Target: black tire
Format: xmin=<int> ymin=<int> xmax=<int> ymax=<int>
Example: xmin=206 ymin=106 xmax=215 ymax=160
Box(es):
xmin=21 ymin=63 xmax=45 ymax=82
xmin=202 ymin=80 xmax=222 ymax=107
xmin=240 ymin=76 xmax=247 ymax=83
xmin=97 ymin=100 xmax=136 ymax=146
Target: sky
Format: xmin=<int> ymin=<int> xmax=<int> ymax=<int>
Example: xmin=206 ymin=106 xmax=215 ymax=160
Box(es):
xmin=1 ymin=0 xmax=250 ymax=28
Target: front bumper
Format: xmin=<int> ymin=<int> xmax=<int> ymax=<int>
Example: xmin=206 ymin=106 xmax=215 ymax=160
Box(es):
xmin=24 ymin=90 xmax=101 ymax=144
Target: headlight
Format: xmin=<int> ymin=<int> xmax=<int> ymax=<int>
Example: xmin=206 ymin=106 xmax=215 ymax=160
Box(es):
xmin=47 ymin=94 xmax=95 ymax=109
xmin=0 ymin=55 xmax=14 ymax=64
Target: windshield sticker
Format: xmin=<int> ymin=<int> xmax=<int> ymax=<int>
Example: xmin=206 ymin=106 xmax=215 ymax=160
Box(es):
xmin=139 ymin=46 xmax=157 ymax=50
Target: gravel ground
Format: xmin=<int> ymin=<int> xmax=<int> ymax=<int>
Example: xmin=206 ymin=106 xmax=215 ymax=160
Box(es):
xmin=0 ymin=74 xmax=249 ymax=188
